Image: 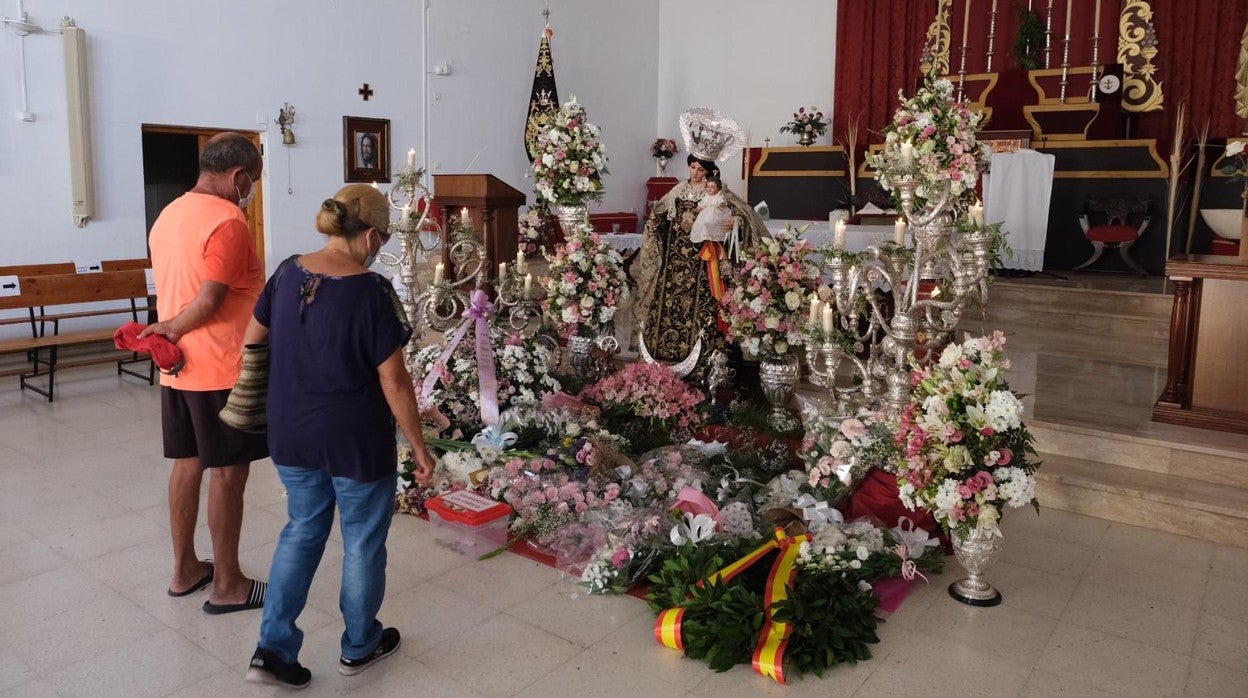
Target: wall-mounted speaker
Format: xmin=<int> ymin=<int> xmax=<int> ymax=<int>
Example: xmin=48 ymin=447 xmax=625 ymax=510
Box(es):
xmin=62 ymin=18 xmax=93 ymax=227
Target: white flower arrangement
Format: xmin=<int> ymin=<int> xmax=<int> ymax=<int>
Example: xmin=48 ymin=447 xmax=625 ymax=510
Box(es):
xmin=531 ymin=97 xmax=609 ymax=206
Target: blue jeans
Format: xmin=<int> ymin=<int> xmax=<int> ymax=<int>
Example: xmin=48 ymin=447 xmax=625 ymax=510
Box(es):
xmin=257 ymin=465 xmax=396 ymax=663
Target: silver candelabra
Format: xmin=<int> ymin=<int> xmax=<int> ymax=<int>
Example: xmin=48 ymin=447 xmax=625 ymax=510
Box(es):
xmin=806 ymin=176 xmax=995 ymax=412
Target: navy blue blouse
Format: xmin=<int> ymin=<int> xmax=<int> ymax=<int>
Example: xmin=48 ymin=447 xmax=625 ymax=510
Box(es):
xmin=254 ymin=257 xmax=412 ymax=482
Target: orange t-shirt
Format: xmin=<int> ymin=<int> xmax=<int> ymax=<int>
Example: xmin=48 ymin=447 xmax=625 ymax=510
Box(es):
xmin=149 ymin=192 xmax=264 ymax=391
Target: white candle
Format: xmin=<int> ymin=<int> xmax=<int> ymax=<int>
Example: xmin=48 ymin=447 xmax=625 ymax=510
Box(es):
xmin=408 ymin=148 xmax=417 ymax=168
xmin=822 ymin=305 xmax=836 ymax=335
xmin=524 ymin=273 xmax=533 ymax=298
xmin=1093 ymin=0 xmax=1101 ymax=38
xmin=894 ymin=218 xmax=907 ymax=245
xmin=808 ymin=295 xmax=820 ymax=326
xmin=516 ymin=248 xmax=526 ymax=273
xmin=498 ymin=262 xmax=507 ymax=280
xmin=1064 ymin=0 xmax=1072 ymax=39
xmin=970 ymin=201 xmax=985 ymax=227
xmin=401 ymin=203 xmax=411 ymax=221
xmin=433 ymin=262 xmax=444 ymax=285
xmin=460 ymin=207 xmax=469 ymax=222
xmin=961 ymin=0 xmax=971 ymax=48
xmin=834 ymin=220 xmax=847 ymax=250
xmin=900 ymin=140 xmax=915 ymax=166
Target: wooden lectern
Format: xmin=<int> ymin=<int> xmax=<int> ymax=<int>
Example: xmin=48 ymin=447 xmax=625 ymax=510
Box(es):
xmin=433 ymin=174 xmax=526 ymax=273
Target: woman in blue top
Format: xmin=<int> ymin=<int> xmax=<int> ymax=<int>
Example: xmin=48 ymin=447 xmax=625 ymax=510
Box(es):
xmin=244 ymin=184 xmax=436 ymax=688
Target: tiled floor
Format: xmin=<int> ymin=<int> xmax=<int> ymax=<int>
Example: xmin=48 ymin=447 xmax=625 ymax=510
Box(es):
xmin=2 ymin=372 xmax=1248 ymax=697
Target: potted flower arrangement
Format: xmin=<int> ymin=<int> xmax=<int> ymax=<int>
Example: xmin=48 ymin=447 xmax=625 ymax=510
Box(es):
xmin=893 ymin=331 xmax=1040 ymax=605
xmin=779 ymin=106 xmax=828 ymax=146
xmin=867 ymin=76 xmax=990 ymax=209
xmin=531 ymin=96 xmax=609 ymax=232
xmin=650 ymin=137 xmax=678 ymax=173
xmin=544 ymin=226 xmax=628 ymax=339
xmin=579 ymin=361 xmax=706 ymax=451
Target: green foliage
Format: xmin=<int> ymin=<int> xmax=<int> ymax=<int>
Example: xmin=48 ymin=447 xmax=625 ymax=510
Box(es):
xmin=772 ymin=571 xmax=881 ymax=676
xmin=1013 ymin=9 xmax=1045 ymax=70
xmin=645 ymin=541 xmax=744 ymax=613
xmin=675 ymin=578 xmax=766 ymax=672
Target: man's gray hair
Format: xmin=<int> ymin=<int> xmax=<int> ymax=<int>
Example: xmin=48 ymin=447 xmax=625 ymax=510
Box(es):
xmin=199 ymin=132 xmax=261 ymax=174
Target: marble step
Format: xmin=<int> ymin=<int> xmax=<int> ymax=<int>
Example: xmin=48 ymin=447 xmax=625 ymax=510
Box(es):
xmin=971 ymin=304 xmax=1168 ymax=340
xmin=958 ymin=320 xmax=1168 ymax=368
xmin=1030 ymin=418 xmax=1248 ymax=490
xmin=986 ymin=281 xmax=1173 ymax=319
xmin=1035 ymin=453 xmax=1248 ymax=548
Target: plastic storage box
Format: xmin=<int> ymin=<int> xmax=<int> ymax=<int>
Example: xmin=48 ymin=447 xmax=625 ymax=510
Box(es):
xmin=424 ymin=490 xmax=513 ymax=553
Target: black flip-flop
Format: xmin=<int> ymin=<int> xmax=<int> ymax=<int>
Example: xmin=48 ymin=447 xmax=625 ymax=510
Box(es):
xmin=167 ymin=561 xmax=215 ymax=597
xmin=202 ymin=580 xmax=267 ymax=615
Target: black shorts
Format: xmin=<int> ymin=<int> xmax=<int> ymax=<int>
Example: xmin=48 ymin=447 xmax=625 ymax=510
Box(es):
xmin=161 ymin=386 xmax=269 ymax=468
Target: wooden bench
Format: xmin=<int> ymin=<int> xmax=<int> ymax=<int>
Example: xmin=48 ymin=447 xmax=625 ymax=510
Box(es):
xmin=0 ymin=270 xmax=155 ymax=401
xmin=0 ymin=259 xmax=153 ymax=339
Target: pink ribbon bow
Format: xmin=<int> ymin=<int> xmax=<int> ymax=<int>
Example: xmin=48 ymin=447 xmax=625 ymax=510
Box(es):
xmin=891 ymin=543 xmax=927 ymax=582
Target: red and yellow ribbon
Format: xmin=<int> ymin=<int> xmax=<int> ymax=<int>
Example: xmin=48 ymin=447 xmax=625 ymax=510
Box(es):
xmin=654 ymin=528 xmax=812 ymax=684
xmin=699 ymin=241 xmax=726 ymax=301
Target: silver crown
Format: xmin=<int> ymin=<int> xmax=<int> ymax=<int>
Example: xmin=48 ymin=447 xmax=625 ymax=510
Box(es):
xmin=679 ymin=108 xmax=746 ymax=163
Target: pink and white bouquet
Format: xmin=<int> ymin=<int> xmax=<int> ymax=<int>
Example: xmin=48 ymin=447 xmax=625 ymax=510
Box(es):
xmin=579 ymin=362 xmax=706 ymax=446
xmin=517 ymin=206 xmax=548 ymax=257
xmin=531 ymin=97 xmax=609 ymax=206
xmin=894 ymin=331 xmax=1040 ymax=537
xmin=720 ymin=224 xmax=821 ymax=359
xmin=868 ymin=76 xmax=990 ymax=206
xmin=650 ymin=137 xmax=678 ymax=159
xmin=488 ymin=455 xmax=623 ymax=544
xmin=803 ymin=409 xmax=900 ymax=499
xmin=779 ymin=106 xmax=829 ymax=138
xmin=544 ymin=228 xmax=628 ymax=339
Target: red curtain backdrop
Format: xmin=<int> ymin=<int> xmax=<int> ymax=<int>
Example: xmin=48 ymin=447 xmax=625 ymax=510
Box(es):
xmin=835 ymin=1 xmax=1248 ymax=145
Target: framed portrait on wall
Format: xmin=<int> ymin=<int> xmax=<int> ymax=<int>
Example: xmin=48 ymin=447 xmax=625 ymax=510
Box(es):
xmin=343 ymin=116 xmax=390 ymax=183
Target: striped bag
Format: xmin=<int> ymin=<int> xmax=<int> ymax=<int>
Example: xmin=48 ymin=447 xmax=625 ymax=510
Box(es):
xmin=218 ymin=343 xmax=269 ymax=433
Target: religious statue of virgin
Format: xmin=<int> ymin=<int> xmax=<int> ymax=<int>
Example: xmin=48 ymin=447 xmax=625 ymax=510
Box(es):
xmin=633 ymin=108 xmax=768 ymax=379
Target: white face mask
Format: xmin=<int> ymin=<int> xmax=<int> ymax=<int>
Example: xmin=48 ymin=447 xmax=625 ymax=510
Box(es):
xmin=362 ymin=230 xmax=381 ymax=269
xmin=236 ymin=172 xmax=257 ymax=210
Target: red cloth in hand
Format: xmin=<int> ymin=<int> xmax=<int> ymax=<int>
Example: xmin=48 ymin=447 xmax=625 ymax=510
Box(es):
xmin=113 ymin=321 xmax=184 ymax=375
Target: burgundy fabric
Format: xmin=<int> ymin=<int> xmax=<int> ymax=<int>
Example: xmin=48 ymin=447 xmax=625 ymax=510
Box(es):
xmin=1086 ymin=224 xmax=1139 ymax=243
xmin=844 ymin=468 xmax=942 ymax=543
xmin=114 ymin=321 xmax=184 ymax=374
xmin=835 ymin=2 xmax=1248 ymax=147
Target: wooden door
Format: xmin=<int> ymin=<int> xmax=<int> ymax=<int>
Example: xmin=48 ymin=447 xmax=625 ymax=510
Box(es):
xmin=142 ymin=124 xmax=266 ymax=266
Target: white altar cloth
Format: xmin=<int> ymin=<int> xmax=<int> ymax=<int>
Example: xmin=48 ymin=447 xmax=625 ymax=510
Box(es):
xmin=983 ymin=149 xmax=1055 ymax=271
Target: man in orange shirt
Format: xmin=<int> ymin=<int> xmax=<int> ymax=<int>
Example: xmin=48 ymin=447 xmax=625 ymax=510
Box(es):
xmin=143 ymin=132 xmax=269 ymax=614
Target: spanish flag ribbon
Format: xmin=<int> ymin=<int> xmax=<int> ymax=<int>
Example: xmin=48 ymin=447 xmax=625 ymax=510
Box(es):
xmin=654 ymin=528 xmax=812 ymax=684
xmin=699 ymin=241 xmax=726 ymax=300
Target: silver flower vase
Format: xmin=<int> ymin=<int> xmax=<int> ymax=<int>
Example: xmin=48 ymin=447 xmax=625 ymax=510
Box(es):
xmin=948 ymin=528 xmax=1003 ymax=606
xmin=759 ymin=354 xmax=800 ymax=427
xmin=554 ymin=204 xmax=588 ymax=237
xmin=797 ymin=131 xmax=815 ymax=147
xmin=567 ymin=335 xmax=595 ymax=379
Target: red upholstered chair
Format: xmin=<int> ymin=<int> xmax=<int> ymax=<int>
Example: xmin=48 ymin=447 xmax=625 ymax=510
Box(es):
xmin=1074 ymin=195 xmax=1151 ymax=276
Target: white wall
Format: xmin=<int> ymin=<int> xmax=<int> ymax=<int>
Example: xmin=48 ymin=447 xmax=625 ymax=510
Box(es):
xmin=656 ymin=0 xmax=838 ymax=194
xmin=426 ymin=0 xmax=659 ymax=216
xmin=0 ymin=0 xmax=424 ymax=274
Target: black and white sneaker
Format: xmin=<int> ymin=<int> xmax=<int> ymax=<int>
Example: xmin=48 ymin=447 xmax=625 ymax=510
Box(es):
xmin=339 ymin=627 xmax=401 ymax=676
xmin=245 ymin=647 xmax=311 ymax=689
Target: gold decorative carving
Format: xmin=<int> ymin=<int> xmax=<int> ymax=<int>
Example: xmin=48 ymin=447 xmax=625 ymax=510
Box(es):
xmin=1236 ymin=21 xmax=1248 ymax=119
xmin=1117 ymin=0 xmax=1164 ymax=113
xmin=920 ymin=0 xmax=953 ymax=75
